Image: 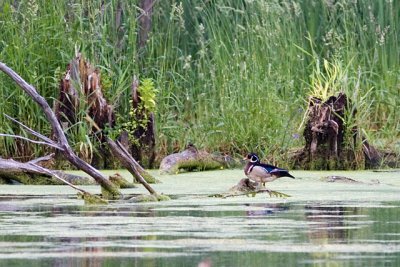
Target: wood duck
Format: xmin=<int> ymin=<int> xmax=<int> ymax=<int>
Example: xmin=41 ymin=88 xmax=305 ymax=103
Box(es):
xmin=244 ymin=153 xmax=295 ymax=185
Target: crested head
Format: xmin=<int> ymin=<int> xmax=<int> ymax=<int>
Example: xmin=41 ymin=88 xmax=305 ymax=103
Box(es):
xmin=246 ymin=153 xmax=260 ymax=163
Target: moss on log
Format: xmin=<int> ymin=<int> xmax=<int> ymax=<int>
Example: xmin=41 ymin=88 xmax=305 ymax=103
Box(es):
xmin=159 ymin=144 xmax=238 ymax=174
xmin=77 ymin=192 xmax=109 ymax=205
xmin=109 ymin=173 xmax=136 ymax=188
xmin=0 ymin=158 xmax=96 ymax=185
xmin=129 ymin=193 xmax=171 ymax=202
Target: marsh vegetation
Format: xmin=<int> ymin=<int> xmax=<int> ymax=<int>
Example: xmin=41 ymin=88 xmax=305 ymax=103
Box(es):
xmin=0 ymin=0 xmax=399 ymax=168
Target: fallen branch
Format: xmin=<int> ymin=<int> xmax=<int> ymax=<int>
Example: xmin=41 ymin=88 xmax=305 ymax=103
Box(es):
xmin=107 ymin=138 xmax=165 ymax=199
xmin=0 ymin=156 xmax=95 ymax=185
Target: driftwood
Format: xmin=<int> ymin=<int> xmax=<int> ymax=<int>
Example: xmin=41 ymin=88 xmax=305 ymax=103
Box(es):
xmin=0 ymin=155 xmax=108 ymax=204
xmin=292 ymin=93 xmax=381 ymax=170
xmin=159 ymin=144 xmax=238 ymax=174
xmin=0 ymin=61 xmax=120 ymax=198
xmin=0 ymin=60 xmax=158 ymax=201
xmin=0 ymin=155 xmax=95 ymax=185
xmin=209 ymin=178 xmax=291 ymax=198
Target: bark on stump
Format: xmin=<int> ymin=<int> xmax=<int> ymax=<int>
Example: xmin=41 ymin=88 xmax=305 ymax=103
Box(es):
xmin=56 ymin=55 xmax=156 ymax=170
xmin=292 ymin=93 xmax=380 ymax=170
xmin=55 ymin=54 xmax=115 ymax=168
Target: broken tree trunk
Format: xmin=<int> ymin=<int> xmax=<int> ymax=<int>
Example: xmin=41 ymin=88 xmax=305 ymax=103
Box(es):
xmin=55 ymin=53 xmax=115 ymax=167
xmin=55 ymin=55 xmax=158 ymax=182
xmin=138 ymin=0 xmax=154 ymax=50
xmin=292 ymin=92 xmax=381 ymax=170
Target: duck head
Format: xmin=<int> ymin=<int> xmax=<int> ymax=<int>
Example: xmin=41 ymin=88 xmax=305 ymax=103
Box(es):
xmin=244 ymin=153 xmax=260 ymax=163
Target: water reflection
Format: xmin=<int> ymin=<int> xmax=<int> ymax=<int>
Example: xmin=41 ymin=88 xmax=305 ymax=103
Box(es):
xmin=1 ymin=195 xmax=400 ymax=266
xmin=245 ymin=203 xmax=289 ymax=217
xmin=305 ymin=205 xmax=360 ymax=242
xmin=304 ymin=204 xmax=372 ymax=265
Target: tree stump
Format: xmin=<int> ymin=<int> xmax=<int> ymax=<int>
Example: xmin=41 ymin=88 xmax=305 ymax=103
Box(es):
xmin=55 ymin=55 xmax=157 ymax=169
xmin=55 ymin=53 xmax=115 ymax=168
xmin=292 ymin=93 xmax=380 ymax=170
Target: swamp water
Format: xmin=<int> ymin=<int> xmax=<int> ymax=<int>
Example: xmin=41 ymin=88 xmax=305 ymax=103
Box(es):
xmin=0 ymin=169 xmax=400 ymax=266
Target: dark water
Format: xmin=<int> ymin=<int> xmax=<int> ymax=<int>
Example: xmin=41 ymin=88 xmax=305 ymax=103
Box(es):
xmin=1 ymin=169 xmax=400 ymax=266
xmin=0 ymin=195 xmax=400 ymax=267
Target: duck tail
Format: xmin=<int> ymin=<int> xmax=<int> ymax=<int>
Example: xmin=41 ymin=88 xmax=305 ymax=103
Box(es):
xmin=286 ymin=172 xmax=295 ymax=179
xmin=273 ymin=170 xmax=295 ymax=179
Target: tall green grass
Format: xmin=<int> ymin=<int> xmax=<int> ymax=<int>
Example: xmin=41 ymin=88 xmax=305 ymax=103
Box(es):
xmin=0 ymin=0 xmax=399 ymax=167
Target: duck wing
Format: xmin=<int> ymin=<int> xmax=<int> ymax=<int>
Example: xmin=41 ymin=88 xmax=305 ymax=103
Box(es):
xmin=259 ymin=163 xmax=295 ymax=179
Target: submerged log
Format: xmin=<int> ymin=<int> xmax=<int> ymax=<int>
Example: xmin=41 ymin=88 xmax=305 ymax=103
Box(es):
xmin=159 ymin=144 xmax=238 ymax=174
xmin=292 ymin=93 xmax=381 ymax=170
xmin=0 ymin=156 xmax=108 ymax=204
xmin=209 ymin=178 xmax=291 ymax=198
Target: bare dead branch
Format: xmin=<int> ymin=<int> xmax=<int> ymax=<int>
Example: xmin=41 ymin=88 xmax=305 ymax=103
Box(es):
xmin=28 ymin=154 xmax=55 ymax=165
xmin=4 ymin=114 xmax=57 ymax=146
xmin=107 ymin=138 xmax=157 ymax=195
xmin=0 ymin=133 xmax=62 ymax=149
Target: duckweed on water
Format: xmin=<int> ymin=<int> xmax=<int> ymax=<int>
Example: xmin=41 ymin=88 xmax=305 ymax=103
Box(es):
xmin=0 ymin=170 xmax=400 ymax=266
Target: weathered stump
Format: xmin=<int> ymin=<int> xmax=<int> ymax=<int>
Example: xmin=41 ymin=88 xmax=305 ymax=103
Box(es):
xmin=292 ymin=93 xmax=380 ymax=170
xmin=55 ymin=53 xmax=115 ymax=168
xmin=54 ymin=55 xmax=157 ymax=174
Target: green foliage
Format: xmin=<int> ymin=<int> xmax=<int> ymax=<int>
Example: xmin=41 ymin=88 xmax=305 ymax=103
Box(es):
xmin=138 ymin=78 xmax=158 ymax=113
xmin=0 ymin=0 xmax=399 ymax=166
xmin=108 ymin=78 xmax=157 ymax=145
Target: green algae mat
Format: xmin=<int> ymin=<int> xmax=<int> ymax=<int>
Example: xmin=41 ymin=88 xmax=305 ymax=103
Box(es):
xmin=0 ymin=169 xmax=400 ymax=266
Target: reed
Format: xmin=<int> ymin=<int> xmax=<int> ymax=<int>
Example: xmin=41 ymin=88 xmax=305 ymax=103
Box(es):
xmin=0 ymin=0 xmax=399 ymax=167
